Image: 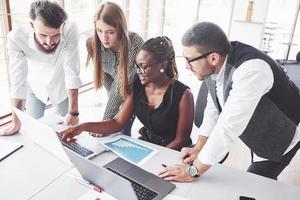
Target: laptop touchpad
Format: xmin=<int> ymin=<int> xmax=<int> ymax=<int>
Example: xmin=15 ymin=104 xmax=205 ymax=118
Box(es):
xmin=125 ymin=167 xmax=155 ymax=183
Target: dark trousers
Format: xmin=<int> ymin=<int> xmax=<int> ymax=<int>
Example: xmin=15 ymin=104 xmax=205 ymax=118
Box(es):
xmin=247 ymin=142 xmax=300 ymax=180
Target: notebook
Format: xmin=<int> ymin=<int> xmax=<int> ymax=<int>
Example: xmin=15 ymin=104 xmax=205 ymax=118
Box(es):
xmin=65 ymin=148 xmax=176 ymax=200
xmin=0 ymin=140 xmax=23 ymax=161
xmin=13 ymin=108 xmax=107 ymax=165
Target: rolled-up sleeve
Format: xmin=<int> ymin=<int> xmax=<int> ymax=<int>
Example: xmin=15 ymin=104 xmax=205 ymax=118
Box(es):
xmin=7 ymin=33 xmax=28 ymax=99
xmin=198 ymin=93 xmax=220 ymax=136
xmin=63 ymin=22 xmax=82 ymax=89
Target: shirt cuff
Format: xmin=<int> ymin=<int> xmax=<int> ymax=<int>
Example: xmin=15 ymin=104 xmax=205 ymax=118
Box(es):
xmin=197 ymin=128 xmax=231 ymax=165
xmin=65 ymin=77 xmax=82 ymax=89
xmin=10 ymin=86 xmax=27 ymax=100
xmin=198 ymin=145 xmax=229 ymax=166
xmin=198 ymin=125 xmax=213 ymax=137
xmin=198 ymin=151 xmax=219 ymax=165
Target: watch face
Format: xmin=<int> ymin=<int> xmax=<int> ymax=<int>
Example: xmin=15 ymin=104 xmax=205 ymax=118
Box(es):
xmin=188 ymin=165 xmax=198 ymax=177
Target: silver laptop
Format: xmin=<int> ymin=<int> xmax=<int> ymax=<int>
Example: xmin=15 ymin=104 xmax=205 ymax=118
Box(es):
xmin=65 ymin=148 xmax=175 ymax=200
xmin=13 ymin=108 xmax=107 ymax=164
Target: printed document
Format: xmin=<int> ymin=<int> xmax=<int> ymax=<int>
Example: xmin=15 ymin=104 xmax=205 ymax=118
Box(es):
xmin=101 ymin=135 xmax=158 ymax=166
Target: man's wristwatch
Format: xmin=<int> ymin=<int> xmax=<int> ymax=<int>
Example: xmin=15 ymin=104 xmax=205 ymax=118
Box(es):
xmin=68 ymin=111 xmax=79 ymax=116
xmin=187 ymin=163 xmax=199 ymax=178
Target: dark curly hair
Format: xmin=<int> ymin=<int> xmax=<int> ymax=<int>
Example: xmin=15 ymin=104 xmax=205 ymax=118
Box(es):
xmin=141 ymin=36 xmax=178 ymax=79
xmin=29 ymin=0 xmax=67 ymax=28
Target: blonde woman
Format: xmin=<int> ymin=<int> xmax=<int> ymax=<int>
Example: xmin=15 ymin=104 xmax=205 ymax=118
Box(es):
xmin=86 ymin=2 xmax=143 ymax=135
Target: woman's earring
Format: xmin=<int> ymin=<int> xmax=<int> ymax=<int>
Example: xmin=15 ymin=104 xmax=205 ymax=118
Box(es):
xmin=160 ymin=68 xmax=165 ymax=73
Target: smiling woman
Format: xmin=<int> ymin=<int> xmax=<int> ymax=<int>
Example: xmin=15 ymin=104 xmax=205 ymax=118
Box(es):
xmin=61 ymin=36 xmax=194 ymax=151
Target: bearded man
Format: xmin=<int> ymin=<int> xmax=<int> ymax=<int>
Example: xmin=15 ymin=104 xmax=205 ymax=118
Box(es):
xmin=1 ymin=0 xmax=82 ymax=136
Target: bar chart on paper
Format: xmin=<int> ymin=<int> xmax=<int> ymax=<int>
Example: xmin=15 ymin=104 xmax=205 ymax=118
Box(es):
xmin=103 ymin=136 xmax=158 ymax=166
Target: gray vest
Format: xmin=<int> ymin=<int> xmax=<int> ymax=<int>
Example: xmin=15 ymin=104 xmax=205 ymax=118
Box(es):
xmin=205 ymin=41 xmax=300 ymax=161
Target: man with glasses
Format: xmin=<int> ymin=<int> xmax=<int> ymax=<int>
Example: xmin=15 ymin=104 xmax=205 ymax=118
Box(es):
xmin=159 ymin=22 xmax=300 ymax=182
xmin=0 ymin=0 xmax=82 ymax=136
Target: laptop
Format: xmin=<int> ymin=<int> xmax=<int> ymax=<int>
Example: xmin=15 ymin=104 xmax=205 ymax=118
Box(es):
xmin=13 ymin=108 xmax=107 ymax=165
xmin=65 ymin=148 xmax=176 ymax=200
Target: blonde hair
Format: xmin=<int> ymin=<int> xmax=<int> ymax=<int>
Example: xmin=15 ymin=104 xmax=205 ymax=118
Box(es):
xmin=87 ymin=2 xmax=130 ymax=98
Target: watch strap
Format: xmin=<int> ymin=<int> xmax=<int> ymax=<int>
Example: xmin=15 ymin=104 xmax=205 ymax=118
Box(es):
xmin=69 ymin=111 xmax=79 ymax=116
xmin=189 ymin=164 xmax=200 ymax=178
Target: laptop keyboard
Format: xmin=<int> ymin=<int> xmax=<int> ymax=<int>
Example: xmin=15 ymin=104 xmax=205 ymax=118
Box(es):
xmin=106 ymin=168 xmax=158 ymax=200
xmin=57 ymin=134 xmax=93 ymax=157
xmin=131 ymin=181 xmax=158 ymax=200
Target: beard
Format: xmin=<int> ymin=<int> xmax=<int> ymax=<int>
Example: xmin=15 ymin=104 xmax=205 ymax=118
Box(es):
xmin=34 ymin=35 xmax=60 ymax=54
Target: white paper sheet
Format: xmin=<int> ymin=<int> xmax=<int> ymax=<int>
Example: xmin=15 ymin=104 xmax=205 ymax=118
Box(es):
xmin=101 ymin=135 xmax=158 ymax=166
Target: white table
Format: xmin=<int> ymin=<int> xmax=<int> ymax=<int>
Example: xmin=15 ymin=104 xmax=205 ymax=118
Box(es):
xmin=112 ymin=138 xmax=300 ymax=200
xmin=1 ymin=114 xmax=300 ymax=200
xmin=0 ymin=132 xmax=71 ymax=200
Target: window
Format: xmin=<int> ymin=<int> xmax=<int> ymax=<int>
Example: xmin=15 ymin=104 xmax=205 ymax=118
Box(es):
xmin=197 ymin=0 xmax=235 ymax=36
xmin=0 ymin=1 xmax=10 ymax=117
xmin=64 ymin=0 xmax=99 ymax=84
xmin=161 ymin=0 xmax=200 ymax=54
xmin=290 ymin=14 xmax=300 ymax=61
xmin=265 ymin=0 xmax=300 ymax=60
xmin=10 ymin=0 xmax=34 ymax=28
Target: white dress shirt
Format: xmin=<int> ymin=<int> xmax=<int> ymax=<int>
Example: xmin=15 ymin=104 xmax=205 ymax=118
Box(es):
xmin=7 ymin=21 xmax=82 ymax=105
xmin=198 ymin=58 xmax=300 ymax=165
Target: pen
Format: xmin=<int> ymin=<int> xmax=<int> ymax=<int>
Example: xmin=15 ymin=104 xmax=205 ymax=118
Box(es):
xmin=0 ymin=144 xmax=24 ymax=162
xmin=162 ymin=164 xmax=167 ymax=168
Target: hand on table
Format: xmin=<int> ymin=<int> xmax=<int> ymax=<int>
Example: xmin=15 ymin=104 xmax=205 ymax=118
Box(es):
xmin=0 ymin=117 xmax=21 ymax=136
xmin=180 ymin=146 xmax=201 ymax=164
xmin=159 ymin=164 xmax=195 ymax=182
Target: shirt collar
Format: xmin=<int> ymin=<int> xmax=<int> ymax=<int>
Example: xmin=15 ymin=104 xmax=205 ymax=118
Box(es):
xmin=211 ymin=55 xmax=228 ymax=83
xmin=101 ymin=43 xmax=119 ymax=55
xmin=28 ymin=27 xmax=36 ymax=49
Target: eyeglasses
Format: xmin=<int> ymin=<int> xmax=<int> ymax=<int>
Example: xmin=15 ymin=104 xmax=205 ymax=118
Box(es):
xmin=185 ymin=52 xmax=213 ymax=68
xmin=134 ymin=61 xmax=162 ymax=74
